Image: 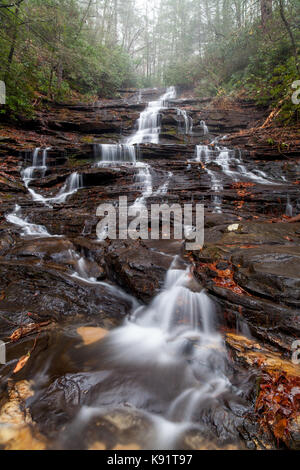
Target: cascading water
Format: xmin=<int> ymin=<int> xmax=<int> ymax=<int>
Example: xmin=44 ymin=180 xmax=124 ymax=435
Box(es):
xmin=125 ymin=87 xmax=177 ymax=206
xmin=21 ymin=147 xmax=83 ymax=206
xmin=5 ymin=204 xmax=53 ymax=237
xmin=22 ymin=147 xmax=51 ymax=186
xmin=28 ymin=172 xmax=83 ymax=206
xmin=73 ymin=258 xmax=232 ymax=449
xmin=218 ymin=147 xmax=280 ymax=185
xmin=177 ymin=109 xmax=193 ymax=135
xmin=132 ymin=162 xmax=153 ymax=208
xmin=200 ymin=120 xmax=209 ymax=135
xmin=69 ymin=250 xmax=139 ymax=310
xmin=195 ymin=136 xmax=284 ymax=213
xmin=126 ymin=86 xmax=177 ymax=145
xmin=94 ymin=143 xmax=136 ymax=165
xmin=6 ymin=87 xmax=263 ymax=449
xmin=195 ymin=145 xmax=223 ymax=213
xmin=90 ymin=93 xmax=232 ymax=446
xmin=154 ymin=171 xmax=173 ymax=196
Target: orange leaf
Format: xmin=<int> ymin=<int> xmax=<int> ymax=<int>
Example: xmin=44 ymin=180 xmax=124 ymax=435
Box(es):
xmin=13 ymin=353 xmax=30 ymax=374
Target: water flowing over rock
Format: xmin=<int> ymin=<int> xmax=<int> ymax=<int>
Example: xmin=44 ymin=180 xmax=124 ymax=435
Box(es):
xmin=1 ymin=87 xmax=299 ymax=450
xmin=126 ymin=86 xmax=177 ymax=144
xmin=177 ymin=109 xmax=193 ymax=135
xmin=94 ymin=143 xmax=136 ymax=164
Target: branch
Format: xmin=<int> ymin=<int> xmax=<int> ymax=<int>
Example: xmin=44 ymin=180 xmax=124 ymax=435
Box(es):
xmin=74 ymin=0 xmax=93 ymax=41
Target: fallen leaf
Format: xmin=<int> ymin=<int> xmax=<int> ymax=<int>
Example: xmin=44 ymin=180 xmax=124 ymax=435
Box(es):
xmin=13 ymin=354 xmax=30 ymax=374
xmin=77 ymin=327 xmax=108 ymax=346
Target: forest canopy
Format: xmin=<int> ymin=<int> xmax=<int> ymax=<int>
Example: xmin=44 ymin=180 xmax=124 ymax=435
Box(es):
xmin=0 ymin=0 xmax=299 ymax=121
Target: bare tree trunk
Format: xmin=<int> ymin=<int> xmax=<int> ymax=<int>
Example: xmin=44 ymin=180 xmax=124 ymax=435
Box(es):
xmin=279 ymin=0 xmax=299 ymax=74
xmin=57 ymin=62 xmax=63 ymax=90
xmin=5 ymin=2 xmax=21 ymax=80
xmin=261 ymin=0 xmax=272 ymax=31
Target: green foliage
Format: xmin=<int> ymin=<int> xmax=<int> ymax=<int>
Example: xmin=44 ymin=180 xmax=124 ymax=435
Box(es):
xmin=0 ymin=0 xmax=137 ymax=118
xmin=161 ymin=1 xmax=300 ymax=124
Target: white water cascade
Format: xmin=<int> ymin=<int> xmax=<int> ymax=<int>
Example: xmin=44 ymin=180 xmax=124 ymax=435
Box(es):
xmin=215 ymin=147 xmax=280 ymax=185
xmin=22 ymin=147 xmax=51 ymax=186
xmin=125 ymin=87 xmax=177 ymax=207
xmin=195 ymin=145 xmax=223 ymax=213
xmin=154 ymin=171 xmax=173 ymax=196
xmin=200 ymin=120 xmax=209 ymax=135
xmin=126 ymin=86 xmax=177 ymax=145
xmin=27 ymin=172 xmax=83 ymax=206
xmin=177 ymin=109 xmax=193 ymax=135
xmin=94 ymin=143 xmax=136 ymax=165
xmin=8 ymin=87 xmax=260 ymax=449
xmin=22 ymin=147 xmax=83 ymax=206
xmin=69 ymin=250 xmax=139 ymax=310
xmin=6 ymin=204 xmax=53 ymax=238
xmin=195 ymin=141 xmax=283 ymax=213
xmin=132 ymin=162 xmax=153 ymax=208
xmin=86 ymin=259 xmax=231 ymax=449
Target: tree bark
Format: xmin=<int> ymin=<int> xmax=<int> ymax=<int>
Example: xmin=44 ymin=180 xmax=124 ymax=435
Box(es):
xmin=279 ymin=0 xmax=299 ymax=74
xmin=261 ymin=0 xmax=272 ymax=31
xmin=4 ymin=3 xmax=22 ymax=81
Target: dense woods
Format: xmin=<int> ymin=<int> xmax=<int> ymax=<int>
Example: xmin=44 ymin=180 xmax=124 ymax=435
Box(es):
xmin=0 ymin=0 xmax=299 ymax=121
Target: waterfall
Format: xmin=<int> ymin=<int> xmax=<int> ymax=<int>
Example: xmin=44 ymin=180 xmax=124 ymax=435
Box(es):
xmin=132 ymin=162 xmax=153 ymax=208
xmin=69 ymin=250 xmax=139 ymax=309
xmin=154 ymin=171 xmax=173 ymax=196
xmin=195 ymin=145 xmax=212 ymax=164
xmin=6 ymin=204 xmax=53 ymax=237
xmin=94 ymin=143 xmax=136 ymax=165
xmin=195 ymin=143 xmax=283 ymax=215
xmin=21 ymin=147 xmax=84 ymax=206
xmin=22 ymin=147 xmax=51 ymax=187
xmin=200 ymin=120 xmax=209 ymax=135
xmin=124 ymin=87 xmax=177 ymax=206
xmin=28 ymin=172 xmax=83 ymax=206
xmin=177 ymin=109 xmax=193 ymax=135
xmin=94 ymin=260 xmax=230 ymax=448
xmin=50 ymin=172 xmax=83 ymax=204
xmin=126 ymin=86 xmax=177 ymax=145
xmin=195 ymin=145 xmax=223 ymax=213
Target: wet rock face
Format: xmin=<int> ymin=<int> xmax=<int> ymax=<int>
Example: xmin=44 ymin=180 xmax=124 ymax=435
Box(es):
xmin=192 ymin=222 xmax=300 ymax=352
xmin=105 ymin=240 xmax=172 ymax=303
xmin=0 ymin=260 xmax=131 ymax=332
xmin=232 ymin=246 xmax=300 ymax=307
